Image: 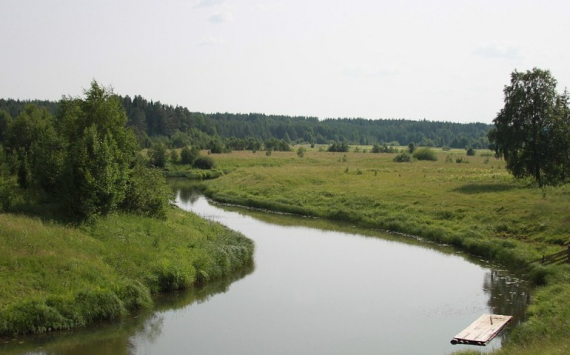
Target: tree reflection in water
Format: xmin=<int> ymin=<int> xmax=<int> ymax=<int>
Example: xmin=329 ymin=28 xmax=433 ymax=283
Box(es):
xmin=0 ymin=265 xmax=254 ymax=355
xmin=484 ymin=269 xmax=531 ymax=341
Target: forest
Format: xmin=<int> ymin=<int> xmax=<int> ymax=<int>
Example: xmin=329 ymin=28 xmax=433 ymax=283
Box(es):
xmin=0 ymin=96 xmax=492 ymax=153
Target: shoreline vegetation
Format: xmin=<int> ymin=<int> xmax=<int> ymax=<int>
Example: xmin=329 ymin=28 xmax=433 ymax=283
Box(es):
xmin=0 ymin=206 xmax=254 ymax=338
xmin=0 ymin=82 xmax=254 ymax=340
xmin=190 ymin=147 xmax=570 ymax=355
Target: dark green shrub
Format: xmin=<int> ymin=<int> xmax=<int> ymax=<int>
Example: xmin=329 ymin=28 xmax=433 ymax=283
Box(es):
xmin=170 ymin=149 xmax=179 ymax=164
xmin=529 ymin=265 xmax=553 ymax=286
xmin=413 ymin=148 xmax=438 ymax=161
xmin=193 ymin=155 xmax=216 ymax=170
xmin=180 ymin=145 xmax=199 ymax=165
xmin=120 ymin=163 xmax=171 ymax=219
xmin=393 ymin=152 xmax=412 ymax=162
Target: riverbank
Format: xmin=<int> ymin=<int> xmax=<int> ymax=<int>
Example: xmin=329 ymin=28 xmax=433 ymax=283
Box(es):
xmin=198 ymin=148 xmax=570 ymax=354
xmin=0 ymin=207 xmax=254 ymax=337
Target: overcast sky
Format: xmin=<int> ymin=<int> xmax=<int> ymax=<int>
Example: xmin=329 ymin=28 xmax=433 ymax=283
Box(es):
xmin=1 ymin=0 xmax=569 ymax=123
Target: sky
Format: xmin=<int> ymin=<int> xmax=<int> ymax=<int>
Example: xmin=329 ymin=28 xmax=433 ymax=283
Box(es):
xmin=1 ymin=0 xmax=569 ymax=124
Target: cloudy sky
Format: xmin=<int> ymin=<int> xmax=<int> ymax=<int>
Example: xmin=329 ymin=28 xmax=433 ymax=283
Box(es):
xmin=1 ymin=0 xmax=569 ymax=123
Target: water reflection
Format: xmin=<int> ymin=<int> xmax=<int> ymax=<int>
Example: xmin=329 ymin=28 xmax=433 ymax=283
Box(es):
xmin=0 ymin=265 xmax=253 ymax=355
xmin=485 ymin=270 xmax=530 ymax=330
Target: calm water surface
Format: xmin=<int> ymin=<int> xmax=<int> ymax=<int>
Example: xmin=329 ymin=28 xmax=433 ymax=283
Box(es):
xmin=2 ymin=185 xmax=529 ymax=355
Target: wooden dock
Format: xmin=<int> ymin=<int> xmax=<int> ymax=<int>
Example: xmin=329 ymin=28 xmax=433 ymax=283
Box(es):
xmin=450 ymin=314 xmax=513 ymax=346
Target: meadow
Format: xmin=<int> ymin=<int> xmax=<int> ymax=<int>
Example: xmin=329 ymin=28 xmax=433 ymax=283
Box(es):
xmin=197 ymin=146 xmax=570 ymax=354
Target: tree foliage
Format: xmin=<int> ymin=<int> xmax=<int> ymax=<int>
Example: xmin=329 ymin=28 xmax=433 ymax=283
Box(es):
xmin=489 ymin=68 xmax=570 ymax=186
xmin=2 ymin=95 xmax=493 ymax=150
xmin=2 ymin=82 xmax=171 ymax=221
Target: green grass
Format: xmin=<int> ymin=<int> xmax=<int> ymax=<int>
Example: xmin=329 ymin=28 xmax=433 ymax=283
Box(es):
xmin=197 ymin=148 xmax=570 ymax=354
xmin=0 ymin=207 xmax=254 ymax=336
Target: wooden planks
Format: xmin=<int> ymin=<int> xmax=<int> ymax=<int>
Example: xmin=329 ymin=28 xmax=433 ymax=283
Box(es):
xmin=450 ymin=314 xmax=513 ymax=346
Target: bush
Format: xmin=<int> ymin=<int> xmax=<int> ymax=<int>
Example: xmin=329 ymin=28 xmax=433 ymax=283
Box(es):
xmin=120 ymin=163 xmax=171 ymax=219
xmin=170 ymin=149 xmax=179 ymax=164
xmin=193 ymin=155 xmax=216 ymax=170
xmin=466 ymin=147 xmax=476 ymax=156
xmin=180 ymin=146 xmax=199 ymax=165
xmin=413 ymin=148 xmax=438 ymax=161
xmin=393 ymin=152 xmax=412 ymax=162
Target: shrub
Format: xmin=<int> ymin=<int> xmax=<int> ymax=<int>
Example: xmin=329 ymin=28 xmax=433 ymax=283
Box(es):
xmin=120 ymin=163 xmax=171 ymax=219
xmin=413 ymin=148 xmax=438 ymax=161
xmin=193 ymin=155 xmax=216 ymax=170
xmin=170 ymin=149 xmax=179 ymax=164
xmin=180 ymin=145 xmax=199 ymax=165
xmin=466 ymin=147 xmax=476 ymax=156
xmin=297 ymin=147 xmax=306 ymax=158
xmin=393 ymin=152 xmax=412 ymax=162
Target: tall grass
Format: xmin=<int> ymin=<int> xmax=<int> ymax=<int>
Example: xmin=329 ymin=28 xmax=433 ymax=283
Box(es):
xmin=0 ymin=207 xmax=254 ymax=336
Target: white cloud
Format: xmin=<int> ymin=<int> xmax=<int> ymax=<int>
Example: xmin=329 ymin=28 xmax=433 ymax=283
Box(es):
xmin=474 ymin=43 xmax=522 ymax=61
xmin=209 ymin=11 xmax=233 ymax=23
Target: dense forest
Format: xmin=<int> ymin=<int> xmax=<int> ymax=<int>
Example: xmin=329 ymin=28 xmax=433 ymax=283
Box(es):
xmin=0 ymin=96 xmax=492 ymax=152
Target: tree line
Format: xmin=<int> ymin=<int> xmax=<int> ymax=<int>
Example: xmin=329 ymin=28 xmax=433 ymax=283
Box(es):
xmin=1 ymin=96 xmax=492 ymax=153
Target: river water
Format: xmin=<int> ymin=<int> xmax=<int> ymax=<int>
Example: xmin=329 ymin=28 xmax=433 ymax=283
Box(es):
xmin=2 ymin=185 xmax=529 ymax=355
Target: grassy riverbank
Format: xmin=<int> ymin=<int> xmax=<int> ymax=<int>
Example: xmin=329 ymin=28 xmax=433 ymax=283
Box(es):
xmin=0 ymin=207 xmax=254 ymax=337
xmin=199 ymin=147 xmax=570 ymax=354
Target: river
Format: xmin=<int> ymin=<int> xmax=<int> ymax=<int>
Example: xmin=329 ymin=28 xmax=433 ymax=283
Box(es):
xmin=2 ymin=184 xmax=529 ymax=355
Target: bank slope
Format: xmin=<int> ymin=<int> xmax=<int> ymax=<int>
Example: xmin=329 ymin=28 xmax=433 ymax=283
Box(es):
xmin=0 ymin=207 xmax=254 ymax=336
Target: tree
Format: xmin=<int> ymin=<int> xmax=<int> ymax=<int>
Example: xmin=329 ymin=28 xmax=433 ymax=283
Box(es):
xmin=149 ymin=142 xmax=168 ymax=168
xmin=58 ymin=82 xmax=137 ymax=220
xmin=0 ymin=110 xmax=12 ymax=143
xmin=488 ymin=68 xmax=570 ymax=186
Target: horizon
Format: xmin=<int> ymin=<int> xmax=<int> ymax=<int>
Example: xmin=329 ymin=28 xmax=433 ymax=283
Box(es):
xmin=2 ymin=0 xmax=569 ymax=125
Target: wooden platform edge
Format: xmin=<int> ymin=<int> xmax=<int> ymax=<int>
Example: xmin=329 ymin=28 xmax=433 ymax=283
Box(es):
xmin=450 ymin=314 xmax=513 ymax=346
